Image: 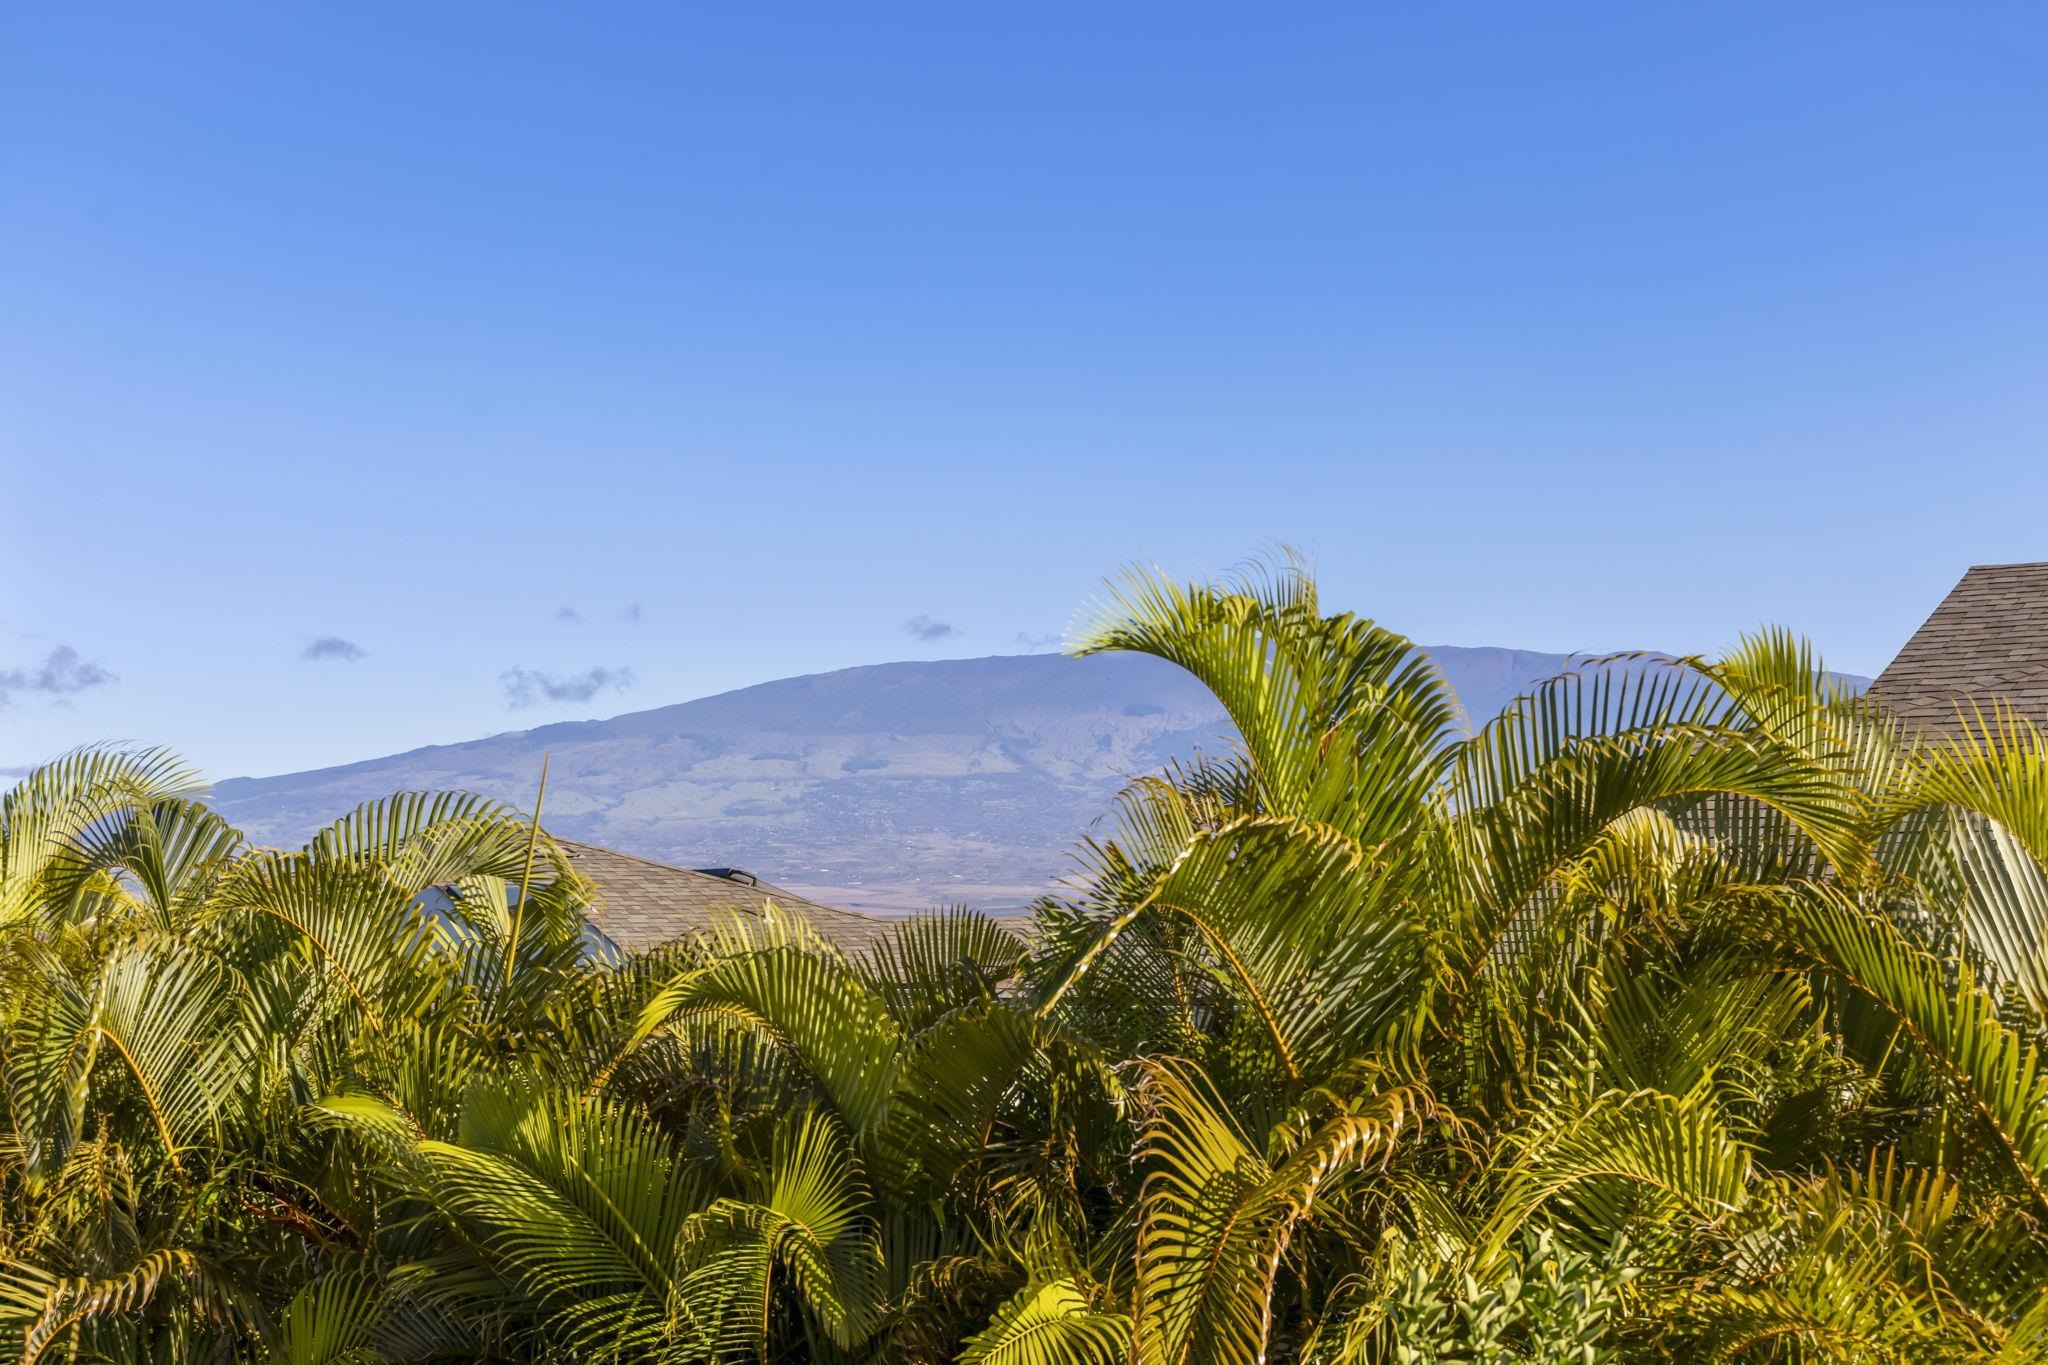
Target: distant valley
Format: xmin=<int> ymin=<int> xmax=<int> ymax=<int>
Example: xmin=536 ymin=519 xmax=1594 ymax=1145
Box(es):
xmin=211 ymin=649 xmax=1863 ymax=913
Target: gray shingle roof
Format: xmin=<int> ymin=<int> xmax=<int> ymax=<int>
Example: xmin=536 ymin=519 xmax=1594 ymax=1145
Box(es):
xmin=1873 ymin=562 xmax=2048 ymax=734
xmin=554 ymin=838 xmax=892 ymax=954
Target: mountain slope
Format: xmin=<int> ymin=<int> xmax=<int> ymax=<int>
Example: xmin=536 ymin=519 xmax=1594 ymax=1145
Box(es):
xmin=211 ymin=648 xmax=1860 ymax=912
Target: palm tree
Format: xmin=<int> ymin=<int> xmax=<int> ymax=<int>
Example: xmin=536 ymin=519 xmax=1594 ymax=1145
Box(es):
xmin=1022 ymin=560 xmax=2048 ymax=1361
xmin=2 ymin=556 xmax=2047 ymax=1361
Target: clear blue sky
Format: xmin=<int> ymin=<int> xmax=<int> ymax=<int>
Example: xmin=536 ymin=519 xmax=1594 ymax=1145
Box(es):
xmin=4 ymin=3 xmax=2046 ymax=778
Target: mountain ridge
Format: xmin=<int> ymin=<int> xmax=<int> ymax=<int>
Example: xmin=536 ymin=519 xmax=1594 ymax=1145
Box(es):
xmin=211 ymin=648 xmax=1863 ymax=913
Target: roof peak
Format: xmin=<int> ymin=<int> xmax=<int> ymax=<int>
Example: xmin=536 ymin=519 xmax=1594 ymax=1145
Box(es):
xmin=549 ymin=836 xmax=891 ymax=949
xmin=1874 ymin=563 xmax=2048 ymax=734
xmin=554 ymin=835 xmax=755 ymax=885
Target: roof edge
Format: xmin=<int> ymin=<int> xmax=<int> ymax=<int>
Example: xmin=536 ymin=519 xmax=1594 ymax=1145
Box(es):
xmin=553 ymin=835 xmax=887 ymax=925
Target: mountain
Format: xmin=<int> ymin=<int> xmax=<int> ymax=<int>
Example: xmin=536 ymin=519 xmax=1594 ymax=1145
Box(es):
xmin=209 ymin=649 xmax=1863 ymax=913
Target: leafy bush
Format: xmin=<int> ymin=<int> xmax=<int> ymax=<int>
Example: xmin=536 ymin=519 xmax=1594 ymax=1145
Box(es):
xmin=1385 ymin=1229 xmax=1637 ymax=1364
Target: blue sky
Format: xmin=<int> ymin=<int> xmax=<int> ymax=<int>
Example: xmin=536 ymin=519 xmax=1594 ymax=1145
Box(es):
xmin=4 ymin=3 xmax=2046 ymax=778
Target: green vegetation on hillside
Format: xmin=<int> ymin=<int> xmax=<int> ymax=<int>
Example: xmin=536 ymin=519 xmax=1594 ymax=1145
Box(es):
xmin=5 ymin=561 xmax=2048 ymax=1361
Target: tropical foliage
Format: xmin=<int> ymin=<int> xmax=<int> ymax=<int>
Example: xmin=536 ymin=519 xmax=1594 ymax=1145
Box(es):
xmin=6 ymin=560 xmax=2048 ymax=1361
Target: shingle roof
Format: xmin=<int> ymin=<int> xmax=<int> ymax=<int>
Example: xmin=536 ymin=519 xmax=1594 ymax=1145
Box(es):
xmin=1873 ymin=562 xmax=2048 ymax=734
xmin=553 ymin=838 xmax=893 ymax=954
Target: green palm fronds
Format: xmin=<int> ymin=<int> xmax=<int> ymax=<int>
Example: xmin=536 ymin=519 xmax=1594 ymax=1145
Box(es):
xmin=5 ymin=557 xmax=2048 ymax=1361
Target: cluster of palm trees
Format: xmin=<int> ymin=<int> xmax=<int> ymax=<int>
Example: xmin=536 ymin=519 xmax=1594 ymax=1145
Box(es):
xmin=5 ymin=562 xmax=2048 ymax=1361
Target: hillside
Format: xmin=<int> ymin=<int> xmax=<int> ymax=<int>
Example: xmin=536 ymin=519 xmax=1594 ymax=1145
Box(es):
xmin=210 ymin=648 xmax=1844 ymax=912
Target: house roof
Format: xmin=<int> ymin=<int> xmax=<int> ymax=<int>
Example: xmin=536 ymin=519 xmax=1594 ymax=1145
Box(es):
xmin=554 ymin=837 xmax=893 ymax=954
xmin=1872 ymin=562 xmax=2048 ymax=734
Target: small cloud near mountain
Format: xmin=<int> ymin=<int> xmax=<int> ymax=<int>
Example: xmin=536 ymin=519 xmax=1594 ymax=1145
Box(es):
xmin=623 ymin=603 xmax=643 ymax=623
xmin=0 ymin=646 xmax=115 ymax=708
xmin=501 ymin=664 xmax=633 ymax=708
xmin=302 ymin=636 xmax=366 ymax=663
xmin=555 ymin=607 xmax=583 ymax=626
xmin=904 ymin=615 xmax=957 ymax=641
xmin=1010 ymin=631 xmax=1062 ymax=651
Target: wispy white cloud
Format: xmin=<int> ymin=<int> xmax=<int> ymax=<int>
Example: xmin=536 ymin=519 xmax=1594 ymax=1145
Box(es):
xmin=501 ymin=664 xmax=633 ymax=708
xmin=303 ymin=636 xmax=366 ymax=662
xmin=0 ymin=646 xmax=114 ymax=708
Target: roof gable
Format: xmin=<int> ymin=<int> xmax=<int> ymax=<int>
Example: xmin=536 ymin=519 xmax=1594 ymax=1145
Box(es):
xmin=554 ymin=838 xmax=891 ymax=954
xmin=1873 ymin=562 xmax=2048 ymax=733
